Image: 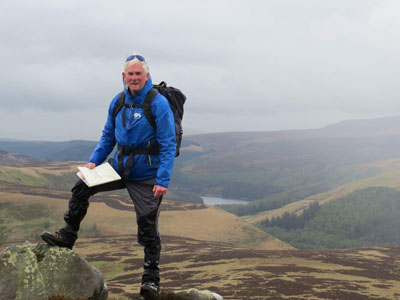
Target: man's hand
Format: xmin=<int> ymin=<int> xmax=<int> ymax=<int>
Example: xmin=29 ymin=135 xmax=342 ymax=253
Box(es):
xmin=85 ymin=162 xmax=96 ymax=169
xmin=153 ymin=185 xmax=168 ymax=198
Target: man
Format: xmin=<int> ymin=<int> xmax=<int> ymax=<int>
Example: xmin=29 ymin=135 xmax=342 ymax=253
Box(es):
xmin=41 ymin=53 xmax=176 ymax=300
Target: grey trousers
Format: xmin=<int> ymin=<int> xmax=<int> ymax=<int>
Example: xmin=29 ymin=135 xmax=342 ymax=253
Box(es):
xmin=63 ymin=177 xmax=162 ymax=285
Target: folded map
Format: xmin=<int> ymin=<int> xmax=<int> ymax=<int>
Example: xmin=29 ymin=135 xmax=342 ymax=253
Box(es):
xmin=77 ymin=162 xmax=121 ymax=187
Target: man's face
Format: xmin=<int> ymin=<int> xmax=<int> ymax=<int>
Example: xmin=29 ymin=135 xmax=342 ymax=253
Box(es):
xmin=122 ymin=63 xmax=149 ymax=93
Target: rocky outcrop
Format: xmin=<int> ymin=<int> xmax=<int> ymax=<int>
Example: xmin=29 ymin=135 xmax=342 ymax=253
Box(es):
xmin=0 ymin=241 xmax=108 ymax=300
xmin=172 ymin=289 xmax=223 ymax=300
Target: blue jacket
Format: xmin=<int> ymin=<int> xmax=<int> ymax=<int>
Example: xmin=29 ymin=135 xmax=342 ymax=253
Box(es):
xmin=89 ymin=75 xmax=176 ymax=188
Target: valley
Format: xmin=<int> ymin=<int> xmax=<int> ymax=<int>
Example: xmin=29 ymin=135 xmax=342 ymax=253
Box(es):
xmin=2 ymin=117 xmax=400 ymax=298
xmin=1 ymin=159 xmax=400 ymax=299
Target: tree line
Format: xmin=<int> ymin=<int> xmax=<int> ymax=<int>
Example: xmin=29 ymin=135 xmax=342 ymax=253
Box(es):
xmin=259 ymin=187 xmax=400 ymax=249
xmin=217 ymin=193 xmax=298 ymax=217
xmin=264 ymin=201 xmax=320 ymax=229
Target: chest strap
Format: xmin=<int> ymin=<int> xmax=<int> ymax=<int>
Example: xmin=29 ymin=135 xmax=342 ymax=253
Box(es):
xmin=120 ymin=89 xmax=158 ymax=127
xmin=117 ymin=143 xmax=160 ymax=178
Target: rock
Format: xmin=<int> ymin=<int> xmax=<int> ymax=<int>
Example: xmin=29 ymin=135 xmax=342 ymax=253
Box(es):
xmin=0 ymin=241 xmax=108 ymax=300
xmin=171 ymin=288 xmax=223 ymax=300
xmin=141 ymin=288 xmax=223 ymax=300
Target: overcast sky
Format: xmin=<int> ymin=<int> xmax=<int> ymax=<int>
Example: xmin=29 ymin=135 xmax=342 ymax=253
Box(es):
xmin=1 ymin=0 xmax=399 ymax=141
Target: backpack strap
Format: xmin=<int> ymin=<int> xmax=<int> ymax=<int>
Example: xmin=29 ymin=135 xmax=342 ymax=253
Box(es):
xmin=113 ymin=89 xmax=158 ymax=128
xmin=113 ymin=92 xmax=125 ymax=125
xmin=142 ymin=88 xmax=158 ymax=129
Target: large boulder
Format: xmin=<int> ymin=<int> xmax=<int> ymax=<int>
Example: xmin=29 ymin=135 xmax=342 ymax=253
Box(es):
xmin=0 ymin=241 xmax=108 ymax=300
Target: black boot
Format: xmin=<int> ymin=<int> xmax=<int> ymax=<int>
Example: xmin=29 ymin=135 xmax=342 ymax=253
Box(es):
xmin=140 ymin=282 xmax=159 ymax=300
xmin=41 ymin=224 xmax=77 ymax=250
xmin=140 ymin=244 xmax=161 ymax=299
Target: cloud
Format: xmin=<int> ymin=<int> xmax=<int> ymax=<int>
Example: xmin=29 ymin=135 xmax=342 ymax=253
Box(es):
xmin=1 ymin=0 xmax=400 ymax=140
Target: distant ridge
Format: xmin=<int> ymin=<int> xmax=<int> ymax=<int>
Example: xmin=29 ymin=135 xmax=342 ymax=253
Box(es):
xmin=182 ymin=127 xmax=207 ymax=136
xmin=0 ymin=138 xmax=21 ymax=142
xmin=0 ymin=149 xmax=42 ymax=163
xmin=325 ymin=115 xmax=400 ymax=130
xmin=2 ymin=115 xmax=400 ymax=162
xmin=0 ymin=140 xmax=97 ymax=162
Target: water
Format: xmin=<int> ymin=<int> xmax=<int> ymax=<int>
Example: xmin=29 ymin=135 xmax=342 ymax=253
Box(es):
xmin=201 ymin=196 xmax=249 ymax=205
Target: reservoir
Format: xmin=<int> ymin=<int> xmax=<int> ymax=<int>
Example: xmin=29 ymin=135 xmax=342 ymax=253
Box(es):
xmin=201 ymin=196 xmax=249 ymax=205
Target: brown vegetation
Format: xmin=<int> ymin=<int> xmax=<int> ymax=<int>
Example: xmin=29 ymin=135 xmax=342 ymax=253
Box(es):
xmin=58 ymin=235 xmax=400 ymax=300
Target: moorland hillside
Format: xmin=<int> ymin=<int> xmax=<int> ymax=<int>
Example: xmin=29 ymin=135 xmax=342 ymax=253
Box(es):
xmin=245 ymin=157 xmax=400 ymax=224
xmin=0 ymin=161 xmax=290 ymax=250
xmin=2 ymin=116 xmax=400 ymax=202
xmin=225 ymin=157 xmax=400 ymax=249
xmin=174 ymin=116 xmax=400 ymax=201
xmin=2 ymin=235 xmax=399 ymax=300
xmin=2 ymin=116 xmax=400 ymax=251
xmin=2 ymin=117 xmax=400 ymax=298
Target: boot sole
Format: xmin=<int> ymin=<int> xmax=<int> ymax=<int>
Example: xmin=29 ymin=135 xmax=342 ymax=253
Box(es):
xmin=140 ymin=290 xmax=157 ymax=300
xmin=40 ymin=232 xmax=73 ymax=249
xmin=140 ymin=285 xmax=158 ymax=300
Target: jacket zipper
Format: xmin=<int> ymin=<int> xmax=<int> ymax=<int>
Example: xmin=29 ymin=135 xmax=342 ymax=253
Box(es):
xmin=147 ymin=141 xmax=152 ymax=166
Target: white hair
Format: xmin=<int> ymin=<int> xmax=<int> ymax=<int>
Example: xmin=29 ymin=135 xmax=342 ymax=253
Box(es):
xmin=124 ymin=52 xmax=149 ymax=74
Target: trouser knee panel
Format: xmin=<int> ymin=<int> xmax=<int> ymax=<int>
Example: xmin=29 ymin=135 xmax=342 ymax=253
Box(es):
xmin=137 ymin=208 xmax=160 ymax=247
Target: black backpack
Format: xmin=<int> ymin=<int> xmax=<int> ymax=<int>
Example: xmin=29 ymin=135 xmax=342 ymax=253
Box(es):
xmin=113 ymin=81 xmax=186 ymax=157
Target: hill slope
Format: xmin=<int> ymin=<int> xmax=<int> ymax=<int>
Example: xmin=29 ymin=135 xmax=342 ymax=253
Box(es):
xmin=261 ymin=186 xmax=400 ymax=249
xmin=175 ymin=128 xmax=400 ymax=200
xmin=0 ymin=162 xmax=292 ymax=250
xmin=0 ymin=140 xmax=97 ymax=161
xmin=3 ymin=116 xmax=400 ymax=203
xmin=0 ymin=149 xmax=42 ymax=163
xmin=246 ymin=158 xmax=400 ymax=224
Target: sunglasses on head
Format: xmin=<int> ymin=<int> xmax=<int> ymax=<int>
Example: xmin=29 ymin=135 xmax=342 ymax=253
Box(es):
xmin=125 ymin=55 xmax=145 ymax=62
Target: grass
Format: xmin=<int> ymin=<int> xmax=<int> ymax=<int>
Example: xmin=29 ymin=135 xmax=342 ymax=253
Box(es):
xmin=158 ymin=206 xmax=292 ymax=250
xmin=0 ymin=162 xmax=83 ymax=190
xmin=90 ymin=260 xmax=129 ymax=281
xmin=0 ymin=167 xmax=51 ymax=186
xmin=0 ymin=192 xmax=65 ymax=243
xmin=0 ymin=183 xmax=290 ymax=250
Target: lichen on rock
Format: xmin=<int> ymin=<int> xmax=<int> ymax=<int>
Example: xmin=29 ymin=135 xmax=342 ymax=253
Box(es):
xmin=0 ymin=241 xmax=108 ymax=300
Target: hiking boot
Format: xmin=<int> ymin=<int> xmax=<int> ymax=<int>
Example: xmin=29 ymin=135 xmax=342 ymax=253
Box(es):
xmin=140 ymin=282 xmax=159 ymax=300
xmin=40 ymin=229 xmax=77 ymax=250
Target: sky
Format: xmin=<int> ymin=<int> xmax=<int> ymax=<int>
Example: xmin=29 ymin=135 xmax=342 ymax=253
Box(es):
xmin=1 ymin=0 xmax=400 ymax=141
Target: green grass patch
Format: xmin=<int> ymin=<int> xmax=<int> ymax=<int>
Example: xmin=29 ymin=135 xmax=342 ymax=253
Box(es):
xmin=0 ymin=167 xmax=50 ymax=186
xmin=0 ymin=201 xmax=51 ymax=221
xmin=90 ymin=260 xmax=128 ymax=281
xmin=80 ymin=223 xmax=104 ymax=238
xmin=0 ymin=201 xmax=57 ymax=243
